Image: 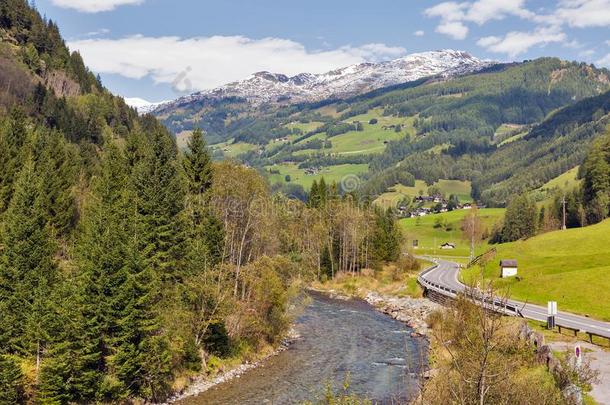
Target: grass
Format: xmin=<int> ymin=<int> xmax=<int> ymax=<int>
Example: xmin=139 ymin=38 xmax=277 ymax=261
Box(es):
xmin=461 ymin=219 xmax=610 ymax=321
xmin=210 ymin=139 xmax=259 ymax=158
xmin=285 ymin=121 xmax=325 ymax=133
xmin=399 ymin=208 xmax=506 ymax=258
xmin=311 ymin=264 xmax=423 ymax=299
xmin=374 ymin=179 xmax=473 ymax=209
xmin=294 ymin=109 xmax=414 ymax=156
xmin=265 ymin=162 xmax=369 ymax=190
xmin=537 ymin=166 xmax=581 ymax=193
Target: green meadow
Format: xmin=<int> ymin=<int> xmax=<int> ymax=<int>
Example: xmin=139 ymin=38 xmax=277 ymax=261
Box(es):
xmin=265 ymin=162 xmax=369 ymax=190
xmin=400 ymin=208 xmax=505 ymax=257
xmin=375 ymin=179 xmax=473 ymax=209
xmin=463 ymin=219 xmax=610 ymax=321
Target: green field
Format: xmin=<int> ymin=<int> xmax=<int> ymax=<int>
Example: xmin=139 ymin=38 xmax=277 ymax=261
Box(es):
xmin=210 ymin=140 xmax=259 ymax=158
xmin=375 ymin=179 xmax=473 ymax=209
xmin=461 ymin=219 xmax=610 ymax=321
xmin=537 ymin=166 xmax=581 ymax=193
xmin=400 ymin=208 xmax=505 ymax=257
xmin=265 ymin=163 xmax=369 ymax=190
xmin=294 ymin=109 xmax=414 ymax=155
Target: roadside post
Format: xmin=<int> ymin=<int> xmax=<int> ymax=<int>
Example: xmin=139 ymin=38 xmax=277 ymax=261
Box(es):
xmin=547 ymin=301 xmax=557 ymax=329
xmin=574 ymin=344 xmax=582 ymax=368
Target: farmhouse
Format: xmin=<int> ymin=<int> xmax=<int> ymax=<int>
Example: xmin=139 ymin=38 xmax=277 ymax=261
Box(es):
xmin=500 ymin=259 xmax=518 ymax=278
xmin=440 ymin=242 xmax=456 ymax=250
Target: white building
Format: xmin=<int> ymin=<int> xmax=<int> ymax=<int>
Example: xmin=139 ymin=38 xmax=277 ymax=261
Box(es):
xmin=500 ymin=259 xmax=518 ymax=278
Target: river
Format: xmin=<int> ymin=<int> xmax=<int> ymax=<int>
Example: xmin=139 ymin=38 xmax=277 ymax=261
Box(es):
xmin=180 ymin=291 xmax=427 ymax=404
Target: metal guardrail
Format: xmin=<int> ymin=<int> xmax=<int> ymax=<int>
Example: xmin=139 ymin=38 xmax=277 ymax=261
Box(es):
xmin=418 ymin=263 xmax=521 ymax=317
xmin=418 ymin=262 xmax=610 ymax=342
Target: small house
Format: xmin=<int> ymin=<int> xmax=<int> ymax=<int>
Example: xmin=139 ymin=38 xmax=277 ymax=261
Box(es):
xmin=500 ymin=259 xmax=518 ymax=278
xmin=440 ymin=242 xmax=456 ymax=250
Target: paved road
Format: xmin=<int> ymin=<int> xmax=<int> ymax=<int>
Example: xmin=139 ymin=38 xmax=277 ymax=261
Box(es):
xmin=419 ymin=258 xmax=610 ymax=339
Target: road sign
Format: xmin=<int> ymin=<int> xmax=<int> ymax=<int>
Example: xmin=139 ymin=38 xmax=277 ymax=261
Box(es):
xmin=547 ymin=301 xmax=557 ymax=329
xmin=574 ymin=345 xmax=582 ymax=367
xmin=547 ymin=301 xmax=557 ymax=316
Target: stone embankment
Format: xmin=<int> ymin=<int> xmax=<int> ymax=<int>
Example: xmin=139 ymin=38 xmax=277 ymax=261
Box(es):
xmin=363 ymin=292 xmax=441 ymax=337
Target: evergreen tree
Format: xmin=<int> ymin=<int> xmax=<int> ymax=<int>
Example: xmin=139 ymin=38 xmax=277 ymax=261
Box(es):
xmin=183 ymin=128 xmax=213 ymax=196
xmin=582 ymin=132 xmax=610 ymax=223
xmin=29 ymin=131 xmax=79 ymax=238
xmin=182 ymin=129 xmax=223 ymax=272
xmin=0 ymin=160 xmax=57 ymax=365
xmin=131 ymin=128 xmax=186 ymax=282
xmin=308 ymin=180 xmax=319 ymax=208
xmin=65 ymin=143 xmax=133 ymax=400
xmin=318 ymin=177 xmax=328 ymax=206
xmin=320 ymin=245 xmax=333 ymax=279
xmin=371 ymin=208 xmax=402 ymax=263
xmin=500 ymin=195 xmax=538 ymax=242
xmin=0 ymin=355 xmax=25 ymax=404
xmin=0 ymin=108 xmax=27 ymax=213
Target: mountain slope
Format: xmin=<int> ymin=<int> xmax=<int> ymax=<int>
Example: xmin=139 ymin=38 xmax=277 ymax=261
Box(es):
xmin=153 ymin=50 xmax=490 ymax=110
xmin=169 ymin=56 xmax=610 ymax=205
xmin=150 ymin=50 xmax=492 ymax=140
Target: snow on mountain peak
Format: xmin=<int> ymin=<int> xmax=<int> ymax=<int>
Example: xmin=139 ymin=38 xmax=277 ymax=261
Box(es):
xmin=150 ymin=50 xmax=493 ymax=114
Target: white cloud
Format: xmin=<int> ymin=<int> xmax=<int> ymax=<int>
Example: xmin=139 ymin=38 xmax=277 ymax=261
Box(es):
xmin=68 ymin=35 xmax=406 ymax=92
xmin=555 ymin=0 xmax=610 ymax=28
xmin=597 ymin=53 xmax=610 ymax=67
xmin=436 ymin=21 xmax=469 ymax=40
xmin=84 ymin=28 xmax=110 ymax=37
xmin=424 ymin=0 xmax=538 ymax=39
xmin=414 ymin=30 xmax=425 ymax=37
xmin=51 ymin=0 xmax=144 ymax=13
xmin=466 ymin=0 xmax=535 ymax=24
xmin=477 ymin=27 xmax=566 ymax=57
xmin=424 ymin=2 xmax=468 ymax=21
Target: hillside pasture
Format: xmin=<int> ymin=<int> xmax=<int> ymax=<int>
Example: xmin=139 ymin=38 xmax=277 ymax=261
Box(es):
xmin=462 ymin=219 xmax=610 ymax=321
xmin=264 ymin=162 xmax=369 ymax=190
xmin=400 ymin=208 xmax=505 ymax=258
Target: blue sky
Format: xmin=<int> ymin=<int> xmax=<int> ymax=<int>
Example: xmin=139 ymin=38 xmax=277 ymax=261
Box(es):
xmin=36 ymin=0 xmax=610 ymax=102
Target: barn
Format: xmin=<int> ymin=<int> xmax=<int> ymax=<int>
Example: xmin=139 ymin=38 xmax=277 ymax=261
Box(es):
xmin=500 ymin=259 xmax=518 ymax=278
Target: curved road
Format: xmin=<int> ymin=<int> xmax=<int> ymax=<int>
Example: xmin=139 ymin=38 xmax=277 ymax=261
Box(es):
xmin=419 ymin=258 xmax=610 ymax=340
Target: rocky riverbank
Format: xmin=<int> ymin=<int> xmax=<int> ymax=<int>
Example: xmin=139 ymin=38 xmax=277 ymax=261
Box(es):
xmin=321 ymin=289 xmax=441 ymax=337
xmin=163 ymin=329 xmax=300 ymax=404
xmin=363 ymin=292 xmax=441 ymax=337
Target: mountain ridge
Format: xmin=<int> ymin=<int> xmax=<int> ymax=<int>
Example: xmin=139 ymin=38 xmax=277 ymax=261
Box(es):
xmin=137 ymin=49 xmax=493 ymax=114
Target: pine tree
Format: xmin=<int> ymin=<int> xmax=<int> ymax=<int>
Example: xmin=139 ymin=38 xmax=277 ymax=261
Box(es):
xmin=0 ymin=355 xmax=25 ymax=404
xmin=183 ymin=128 xmax=213 ymax=196
xmin=182 ymin=129 xmax=223 ymax=273
xmin=131 ymin=128 xmax=186 ymax=282
xmin=29 ymin=131 xmax=79 ymax=238
xmin=318 ymin=177 xmax=328 ymax=206
xmin=308 ymin=180 xmax=319 ymax=208
xmin=0 ymin=108 xmax=27 ymax=213
xmin=501 ymin=195 xmax=538 ymax=242
xmin=371 ymin=208 xmax=402 ymax=263
xmin=0 ymin=160 xmax=57 ymax=366
xmin=66 ymin=143 xmax=133 ymax=401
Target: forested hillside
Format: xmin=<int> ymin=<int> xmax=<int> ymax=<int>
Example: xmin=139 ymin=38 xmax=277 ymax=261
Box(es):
xmin=0 ymin=2 xmax=404 ymax=402
xmin=154 ymin=56 xmax=610 ymax=207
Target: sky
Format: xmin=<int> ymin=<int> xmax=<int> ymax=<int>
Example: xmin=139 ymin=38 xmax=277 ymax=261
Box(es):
xmin=34 ymin=0 xmax=610 ymax=103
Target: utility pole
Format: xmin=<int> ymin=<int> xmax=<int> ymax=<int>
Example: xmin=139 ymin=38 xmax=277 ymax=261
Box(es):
xmin=470 ymin=213 xmax=475 ymax=263
xmin=562 ymin=195 xmax=567 ymax=230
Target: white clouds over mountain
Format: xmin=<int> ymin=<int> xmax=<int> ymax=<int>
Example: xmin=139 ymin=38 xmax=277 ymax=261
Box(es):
xmin=68 ymin=35 xmax=406 ymax=92
xmin=425 ymin=0 xmax=610 ymax=57
xmin=477 ymin=27 xmax=566 ymax=57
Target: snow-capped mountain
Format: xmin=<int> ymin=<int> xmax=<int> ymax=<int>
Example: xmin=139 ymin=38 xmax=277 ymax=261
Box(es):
xmin=124 ymin=97 xmax=170 ymax=114
xmin=150 ymin=50 xmax=493 ymax=114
